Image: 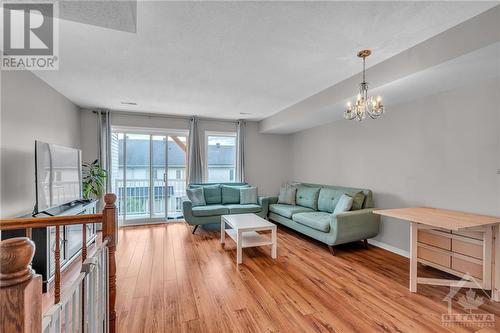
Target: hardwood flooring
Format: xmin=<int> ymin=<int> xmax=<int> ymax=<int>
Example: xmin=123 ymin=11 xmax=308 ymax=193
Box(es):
xmin=114 ymin=222 xmax=500 ymax=333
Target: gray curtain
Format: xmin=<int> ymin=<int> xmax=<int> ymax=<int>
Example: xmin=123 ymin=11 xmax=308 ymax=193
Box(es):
xmin=188 ymin=117 xmax=203 ymax=184
xmin=235 ymin=120 xmax=245 ymax=182
xmin=96 ymin=109 xmax=112 ymax=191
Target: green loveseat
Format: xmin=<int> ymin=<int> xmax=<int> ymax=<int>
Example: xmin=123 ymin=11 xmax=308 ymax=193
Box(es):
xmin=183 ymin=183 xmax=273 ymax=233
xmin=268 ymin=183 xmax=380 ymax=254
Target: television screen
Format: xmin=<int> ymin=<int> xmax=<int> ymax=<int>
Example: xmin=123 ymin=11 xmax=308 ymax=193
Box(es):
xmin=35 ymin=141 xmax=82 ymax=213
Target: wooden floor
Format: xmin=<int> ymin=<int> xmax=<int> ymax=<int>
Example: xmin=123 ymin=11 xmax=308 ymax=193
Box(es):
xmin=114 ymin=222 xmax=500 ymax=333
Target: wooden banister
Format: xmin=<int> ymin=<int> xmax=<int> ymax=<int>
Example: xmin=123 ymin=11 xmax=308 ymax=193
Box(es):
xmin=0 ymin=214 xmax=103 ymax=230
xmin=82 ymin=224 xmax=87 ymax=261
xmin=54 ymin=226 xmax=61 ymax=304
xmin=0 ymin=237 xmax=42 ymax=332
xmin=0 ymin=193 xmax=118 ymax=333
xmin=102 ymin=193 xmax=117 ymax=333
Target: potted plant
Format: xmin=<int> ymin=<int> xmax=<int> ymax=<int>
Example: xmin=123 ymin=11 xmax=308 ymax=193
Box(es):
xmin=82 ymin=159 xmax=107 ymax=200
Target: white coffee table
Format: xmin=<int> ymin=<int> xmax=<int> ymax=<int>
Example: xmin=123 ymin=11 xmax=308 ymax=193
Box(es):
xmin=220 ymin=213 xmax=277 ymax=265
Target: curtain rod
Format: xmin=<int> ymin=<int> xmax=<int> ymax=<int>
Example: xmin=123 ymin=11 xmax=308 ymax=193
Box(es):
xmin=91 ymin=109 xmax=240 ymax=124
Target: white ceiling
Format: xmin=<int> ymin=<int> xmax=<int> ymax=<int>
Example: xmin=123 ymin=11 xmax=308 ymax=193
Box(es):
xmin=261 ymin=42 xmax=500 ymax=133
xmin=34 ymin=1 xmax=497 ymax=120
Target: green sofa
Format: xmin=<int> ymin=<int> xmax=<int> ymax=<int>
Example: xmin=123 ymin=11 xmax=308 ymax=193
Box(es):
xmin=183 ymin=183 xmax=273 ymax=233
xmin=268 ymin=183 xmax=380 ymax=254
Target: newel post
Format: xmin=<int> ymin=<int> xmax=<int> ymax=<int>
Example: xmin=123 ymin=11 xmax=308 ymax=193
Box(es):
xmin=102 ymin=193 xmax=117 ymax=333
xmin=0 ymin=237 xmax=42 ymax=333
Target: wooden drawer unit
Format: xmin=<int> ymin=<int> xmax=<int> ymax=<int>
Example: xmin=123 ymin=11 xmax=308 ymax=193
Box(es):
xmin=417 ymin=229 xmax=486 ymax=280
xmin=452 ymin=238 xmax=483 ymax=260
xmin=452 ymin=257 xmax=483 ymax=279
xmin=418 ymin=230 xmax=451 ymax=250
xmin=452 ymin=230 xmax=483 ymax=240
xmin=374 ymin=207 xmax=500 ymax=301
xmin=418 ymin=245 xmax=451 ymax=268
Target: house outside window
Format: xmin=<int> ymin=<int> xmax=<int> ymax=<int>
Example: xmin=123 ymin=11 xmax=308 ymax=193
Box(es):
xmin=205 ymin=132 xmax=236 ymax=183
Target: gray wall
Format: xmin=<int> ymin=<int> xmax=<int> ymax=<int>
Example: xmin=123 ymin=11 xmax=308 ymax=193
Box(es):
xmin=80 ymin=110 xmax=290 ymax=196
xmin=289 ymin=78 xmax=500 ymax=252
xmin=244 ymin=121 xmax=290 ymax=196
xmin=1 ymin=71 xmax=81 ymax=218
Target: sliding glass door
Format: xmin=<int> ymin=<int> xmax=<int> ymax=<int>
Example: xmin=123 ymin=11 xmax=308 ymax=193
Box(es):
xmin=111 ymin=129 xmax=187 ymax=225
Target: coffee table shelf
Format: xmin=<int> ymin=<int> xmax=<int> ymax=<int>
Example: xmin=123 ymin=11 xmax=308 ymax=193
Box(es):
xmin=221 ymin=213 xmax=277 ymax=265
xmin=225 ymin=229 xmax=273 ymax=248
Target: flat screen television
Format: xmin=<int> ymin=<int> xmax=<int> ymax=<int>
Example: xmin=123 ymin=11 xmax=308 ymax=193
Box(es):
xmin=35 ymin=141 xmax=82 ymax=214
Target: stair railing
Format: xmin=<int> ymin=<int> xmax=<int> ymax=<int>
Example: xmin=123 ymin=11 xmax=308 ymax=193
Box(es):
xmin=0 ymin=193 xmax=117 ymax=333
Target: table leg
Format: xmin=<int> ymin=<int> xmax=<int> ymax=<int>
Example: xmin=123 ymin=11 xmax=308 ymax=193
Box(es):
xmin=482 ymin=226 xmax=492 ymax=291
xmin=410 ymin=222 xmax=418 ymax=293
xmin=236 ymin=230 xmax=242 ymax=264
xmin=220 ymin=218 xmax=225 ymax=245
xmin=494 ymin=224 xmax=500 ymax=302
xmin=271 ymin=227 xmax=277 ymax=259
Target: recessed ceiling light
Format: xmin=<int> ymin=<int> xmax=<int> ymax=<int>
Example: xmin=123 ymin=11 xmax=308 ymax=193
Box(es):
xmin=239 ymin=112 xmax=251 ymax=115
xmin=120 ymin=101 xmax=137 ymax=105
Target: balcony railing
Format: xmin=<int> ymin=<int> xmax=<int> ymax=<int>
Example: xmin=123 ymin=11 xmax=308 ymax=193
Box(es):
xmin=114 ymin=178 xmax=186 ymax=219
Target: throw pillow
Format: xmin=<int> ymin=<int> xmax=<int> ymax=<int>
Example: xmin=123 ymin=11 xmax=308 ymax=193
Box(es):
xmin=203 ymin=185 xmax=222 ymax=205
xmin=347 ymin=191 xmax=365 ymax=210
xmin=221 ymin=185 xmax=241 ymax=204
xmin=240 ymin=187 xmax=258 ymax=204
xmin=278 ymin=184 xmax=296 ymax=205
xmin=186 ymin=188 xmax=206 ymax=207
xmin=333 ymin=194 xmax=353 ymax=215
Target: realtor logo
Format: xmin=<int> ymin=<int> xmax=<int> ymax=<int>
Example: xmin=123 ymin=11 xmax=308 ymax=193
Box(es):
xmin=441 ymin=274 xmax=495 ymax=328
xmin=1 ymin=2 xmax=59 ymax=70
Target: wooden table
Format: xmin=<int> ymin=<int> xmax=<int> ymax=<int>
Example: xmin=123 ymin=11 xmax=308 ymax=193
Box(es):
xmin=374 ymin=207 xmax=500 ymax=302
xmin=220 ymin=213 xmax=277 ymax=265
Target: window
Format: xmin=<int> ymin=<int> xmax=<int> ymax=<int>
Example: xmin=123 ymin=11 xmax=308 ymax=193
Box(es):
xmin=175 ymin=169 xmax=181 ymax=179
xmin=206 ymin=132 xmax=236 ymax=183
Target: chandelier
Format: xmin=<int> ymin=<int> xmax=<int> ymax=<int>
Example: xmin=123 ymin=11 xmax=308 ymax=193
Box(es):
xmin=344 ymin=49 xmax=384 ymax=121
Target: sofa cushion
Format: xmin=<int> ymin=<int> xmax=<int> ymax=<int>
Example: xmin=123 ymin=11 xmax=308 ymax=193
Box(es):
xmin=333 ymin=194 xmax=353 ymax=215
xmin=186 ymin=187 xmax=206 ymax=207
xmin=192 ymin=204 xmax=228 ymax=217
xmin=296 ymin=186 xmax=320 ymax=210
xmin=347 ymin=191 xmax=365 ymax=211
xmin=292 ymin=212 xmax=331 ymax=233
xmin=269 ymin=204 xmax=314 ymax=219
xmin=203 ymin=185 xmax=222 ymax=205
xmin=278 ymin=184 xmax=297 ymax=205
xmin=225 ymin=204 xmax=261 ymax=214
xmin=240 ymin=187 xmax=258 ymax=204
xmin=317 ymin=188 xmax=344 ymax=213
xmin=221 ymin=185 xmax=243 ymax=204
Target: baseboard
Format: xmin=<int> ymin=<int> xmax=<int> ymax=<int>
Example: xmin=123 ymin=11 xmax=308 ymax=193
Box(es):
xmin=368 ymin=239 xmax=410 ymax=258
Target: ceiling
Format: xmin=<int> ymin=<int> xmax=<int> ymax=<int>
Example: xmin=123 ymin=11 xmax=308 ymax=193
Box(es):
xmin=261 ymin=42 xmax=500 ymax=133
xmin=33 ymin=1 xmax=497 ymax=121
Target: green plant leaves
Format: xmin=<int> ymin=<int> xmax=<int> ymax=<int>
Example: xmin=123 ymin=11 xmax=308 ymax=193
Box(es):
xmin=82 ymin=160 xmax=107 ymax=200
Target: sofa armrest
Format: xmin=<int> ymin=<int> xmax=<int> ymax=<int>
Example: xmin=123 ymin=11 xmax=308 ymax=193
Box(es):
xmin=182 ymin=199 xmax=195 ymax=224
xmin=330 ymin=208 xmax=380 ymax=245
xmin=265 ymin=196 xmax=279 ymax=205
xmin=258 ymin=196 xmax=276 ymax=217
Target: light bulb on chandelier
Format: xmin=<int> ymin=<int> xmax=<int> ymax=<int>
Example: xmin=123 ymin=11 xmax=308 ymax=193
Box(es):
xmin=344 ymin=49 xmax=385 ymax=121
